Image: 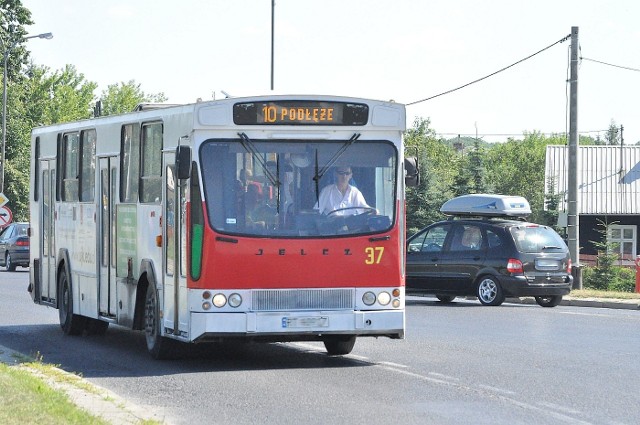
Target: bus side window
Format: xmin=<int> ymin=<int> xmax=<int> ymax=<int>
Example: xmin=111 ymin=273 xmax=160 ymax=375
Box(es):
xmin=61 ymin=132 xmax=79 ymax=201
xmin=140 ymin=122 xmax=163 ymax=203
xmin=120 ymin=124 xmax=140 ymax=203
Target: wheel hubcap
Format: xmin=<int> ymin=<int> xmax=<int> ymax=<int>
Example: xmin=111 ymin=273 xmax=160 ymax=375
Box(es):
xmin=479 ymin=279 xmax=497 ymax=302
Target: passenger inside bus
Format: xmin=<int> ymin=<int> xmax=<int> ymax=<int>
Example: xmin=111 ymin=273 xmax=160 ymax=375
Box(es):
xmin=315 ymin=166 xmax=372 ymax=216
xmin=244 ymin=184 xmax=276 ymax=229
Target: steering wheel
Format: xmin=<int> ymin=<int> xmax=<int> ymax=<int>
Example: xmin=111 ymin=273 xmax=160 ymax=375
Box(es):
xmin=327 ymin=206 xmax=377 ymax=217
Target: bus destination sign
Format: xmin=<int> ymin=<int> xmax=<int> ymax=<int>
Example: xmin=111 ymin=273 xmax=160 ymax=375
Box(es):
xmin=233 ymin=101 xmax=369 ymax=126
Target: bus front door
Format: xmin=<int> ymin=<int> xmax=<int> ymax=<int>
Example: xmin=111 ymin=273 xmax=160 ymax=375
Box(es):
xmin=163 ymin=162 xmax=189 ymax=337
xmin=98 ymin=157 xmax=117 ymax=317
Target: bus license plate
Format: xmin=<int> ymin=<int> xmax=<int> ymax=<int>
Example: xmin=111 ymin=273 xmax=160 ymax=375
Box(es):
xmin=282 ymin=316 xmax=329 ymax=328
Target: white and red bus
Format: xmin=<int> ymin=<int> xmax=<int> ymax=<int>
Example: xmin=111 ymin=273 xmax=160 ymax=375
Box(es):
xmin=28 ymin=95 xmax=418 ymax=358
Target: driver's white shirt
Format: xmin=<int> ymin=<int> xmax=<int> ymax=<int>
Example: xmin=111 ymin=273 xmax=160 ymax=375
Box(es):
xmin=315 ymin=184 xmax=369 ymax=215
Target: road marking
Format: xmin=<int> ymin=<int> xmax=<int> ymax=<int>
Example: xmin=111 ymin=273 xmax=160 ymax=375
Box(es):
xmin=477 ymin=384 xmax=515 ymax=395
xmin=288 ymin=342 xmax=592 ymax=424
xmin=537 ymin=401 xmax=583 ymax=416
xmin=378 ymin=361 xmax=408 ymax=368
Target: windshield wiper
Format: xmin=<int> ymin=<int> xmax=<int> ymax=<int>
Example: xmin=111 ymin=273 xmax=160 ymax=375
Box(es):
xmin=313 ymin=133 xmax=360 ymax=201
xmin=541 ymin=245 xmax=562 ymax=250
xmin=237 ymin=132 xmax=280 ymax=188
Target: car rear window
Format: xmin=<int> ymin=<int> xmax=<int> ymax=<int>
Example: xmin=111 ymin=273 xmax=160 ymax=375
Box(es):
xmin=509 ymin=225 xmax=567 ymax=253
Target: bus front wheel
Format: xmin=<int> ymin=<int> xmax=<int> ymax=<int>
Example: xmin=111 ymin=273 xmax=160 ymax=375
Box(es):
xmin=323 ymin=335 xmax=356 ymax=356
xmin=58 ymin=268 xmax=86 ymax=335
xmin=144 ymin=281 xmax=176 ymax=359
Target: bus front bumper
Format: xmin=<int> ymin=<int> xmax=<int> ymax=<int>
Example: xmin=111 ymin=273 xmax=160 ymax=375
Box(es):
xmin=189 ymin=310 xmax=405 ymax=342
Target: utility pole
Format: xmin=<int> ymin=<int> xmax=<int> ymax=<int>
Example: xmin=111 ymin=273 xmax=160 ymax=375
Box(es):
xmin=567 ymin=26 xmax=580 ymax=288
xmin=271 ymin=0 xmax=275 ymax=90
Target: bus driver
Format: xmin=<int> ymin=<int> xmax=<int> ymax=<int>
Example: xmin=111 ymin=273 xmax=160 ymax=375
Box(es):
xmin=315 ymin=167 xmax=371 ymax=215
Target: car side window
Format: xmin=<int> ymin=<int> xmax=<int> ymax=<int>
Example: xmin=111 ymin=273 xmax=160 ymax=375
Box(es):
xmin=408 ymin=224 xmax=452 ymax=253
xmin=0 ymin=226 xmax=10 ymax=241
xmin=450 ymin=224 xmax=484 ymax=251
xmin=486 ymin=229 xmax=502 ymax=248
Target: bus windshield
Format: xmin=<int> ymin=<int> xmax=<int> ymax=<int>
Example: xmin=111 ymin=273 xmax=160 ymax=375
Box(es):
xmin=199 ymin=137 xmax=397 ymax=237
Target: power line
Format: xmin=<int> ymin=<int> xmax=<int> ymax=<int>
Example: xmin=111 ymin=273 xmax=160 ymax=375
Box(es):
xmin=406 ymin=33 xmax=571 ymax=106
xmin=436 ymin=129 xmax=611 ymax=139
xmin=580 ymin=56 xmax=640 ymax=73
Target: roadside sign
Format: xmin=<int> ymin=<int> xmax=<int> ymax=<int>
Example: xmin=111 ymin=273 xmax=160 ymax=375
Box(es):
xmin=0 ymin=205 xmax=12 ymax=227
xmin=0 ymin=192 xmax=8 ymax=208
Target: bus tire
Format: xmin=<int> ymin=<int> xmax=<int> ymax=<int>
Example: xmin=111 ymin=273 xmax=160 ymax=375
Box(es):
xmin=323 ymin=335 xmax=356 ymax=356
xmin=58 ymin=268 xmax=86 ymax=335
xmin=144 ymin=281 xmax=176 ymax=359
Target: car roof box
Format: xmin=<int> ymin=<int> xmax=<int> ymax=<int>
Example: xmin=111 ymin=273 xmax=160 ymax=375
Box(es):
xmin=440 ymin=194 xmax=532 ymax=217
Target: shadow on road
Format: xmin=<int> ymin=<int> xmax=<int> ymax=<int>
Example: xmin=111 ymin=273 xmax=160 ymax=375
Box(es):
xmin=0 ymin=323 xmax=371 ymax=379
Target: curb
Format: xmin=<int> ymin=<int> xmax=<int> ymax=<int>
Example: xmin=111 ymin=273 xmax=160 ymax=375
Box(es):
xmin=505 ymin=296 xmax=640 ymax=310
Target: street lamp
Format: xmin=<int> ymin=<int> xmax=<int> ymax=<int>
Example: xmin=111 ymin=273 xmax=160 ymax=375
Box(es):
xmin=1 ymin=32 xmax=53 ymax=193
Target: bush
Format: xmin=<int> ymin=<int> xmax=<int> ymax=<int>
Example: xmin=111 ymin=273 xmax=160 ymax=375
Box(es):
xmin=582 ymin=265 xmax=636 ymax=292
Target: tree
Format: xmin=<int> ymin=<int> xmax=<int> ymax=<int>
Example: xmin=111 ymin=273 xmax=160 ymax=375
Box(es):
xmin=451 ymin=139 xmax=489 ymax=197
xmin=1 ymin=0 xmax=34 ymax=220
xmin=1 ymin=0 xmax=34 ymax=80
xmin=405 ymin=117 xmax=457 ymax=235
xmin=2 ymin=63 xmax=98 ymax=220
xmin=99 ymin=80 xmax=167 ymax=116
xmin=605 ymin=120 xmax=620 ymax=145
xmin=483 ymin=132 xmax=564 ymax=224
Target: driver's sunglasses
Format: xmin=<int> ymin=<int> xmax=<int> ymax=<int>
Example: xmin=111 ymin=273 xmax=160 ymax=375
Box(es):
xmin=336 ymin=171 xmax=352 ymax=176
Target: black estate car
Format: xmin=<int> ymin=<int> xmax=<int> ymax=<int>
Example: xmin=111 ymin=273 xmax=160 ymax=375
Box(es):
xmin=406 ymin=195 xmax=573 ymax=307
xmin=0 ymin=222 xmax=30 ymax=271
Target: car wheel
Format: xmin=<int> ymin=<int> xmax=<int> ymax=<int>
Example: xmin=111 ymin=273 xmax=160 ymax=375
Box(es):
xmin=535 ymin=295 xmax=562 ymax=307
xmin=323 ymin=335 xmax=356 ymax=356
xmin=5 ymin=252 xmax=16 ymax=272
xmin=58 ymin=268 xmax=86 ymax=335
xmin=436 ymin=295 xmax=456 ymax=303
xmin=476 ymin=276 xmax=505 ymax=306
xmin=144 ymin=281 xmax=178 ymax=359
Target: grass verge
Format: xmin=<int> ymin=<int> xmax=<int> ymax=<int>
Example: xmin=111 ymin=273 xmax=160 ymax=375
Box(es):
xmin=0 ymin=361 xmax=109 ymax=425
xmin=570 ymin=289 xmax=640 ymax=300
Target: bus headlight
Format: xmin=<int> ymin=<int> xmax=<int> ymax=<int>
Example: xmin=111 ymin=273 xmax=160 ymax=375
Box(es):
xmin=377 ymin=291 xmax=391 ymax=306
xmin=228 ymin=293 xmax=242 ymax=308
xmin=212 ymin=293 xmax=227 ymax=308
xmin=362 ymin=291 xmax=376 ymax=306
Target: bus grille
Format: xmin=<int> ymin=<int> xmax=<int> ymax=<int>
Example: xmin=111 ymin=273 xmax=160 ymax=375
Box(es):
xmin=252 ymin=289 xmax=354 ymax=311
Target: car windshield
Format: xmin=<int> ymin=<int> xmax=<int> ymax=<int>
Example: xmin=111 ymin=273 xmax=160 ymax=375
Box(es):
xmin=199 ymin=137 xmax=397 ymax=238
xmin=509 ymin=225 xmax=567 ymax=253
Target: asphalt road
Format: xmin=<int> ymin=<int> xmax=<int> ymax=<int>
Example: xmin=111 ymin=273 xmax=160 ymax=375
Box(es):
xmin=1 ymin=270 xmax=639 ymax=425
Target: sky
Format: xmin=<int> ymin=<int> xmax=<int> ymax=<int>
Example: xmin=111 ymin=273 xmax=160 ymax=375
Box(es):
xmin=20 ymin=0 xmax=640 ymax=143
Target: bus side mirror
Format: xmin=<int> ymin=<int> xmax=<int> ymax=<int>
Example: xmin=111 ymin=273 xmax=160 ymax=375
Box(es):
xmin=176 ymin=145 xmax=192 ymax=180
xmin=404 ymin=157 xmax=420 ymax=187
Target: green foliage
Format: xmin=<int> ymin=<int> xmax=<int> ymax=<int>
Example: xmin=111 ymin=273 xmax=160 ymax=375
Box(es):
xmin=1 ymin=0 xmax=34 ymax=80
xmin=483 ymin=132 xmax=565 ymax=223
xmin=450 ymin=139 xmax=489 ymax=197
xmin=580 ymin=219 xmax=636 ymax=291
xmin=99 ymin=80 xmax=167 ymax=116
xmin=582 ymin=266 xmax=635 ymax=293
xmin=405 ymin=117 xmax=456 ymax=234
xmin=3 ymin=64 xmax=97 ymax=220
